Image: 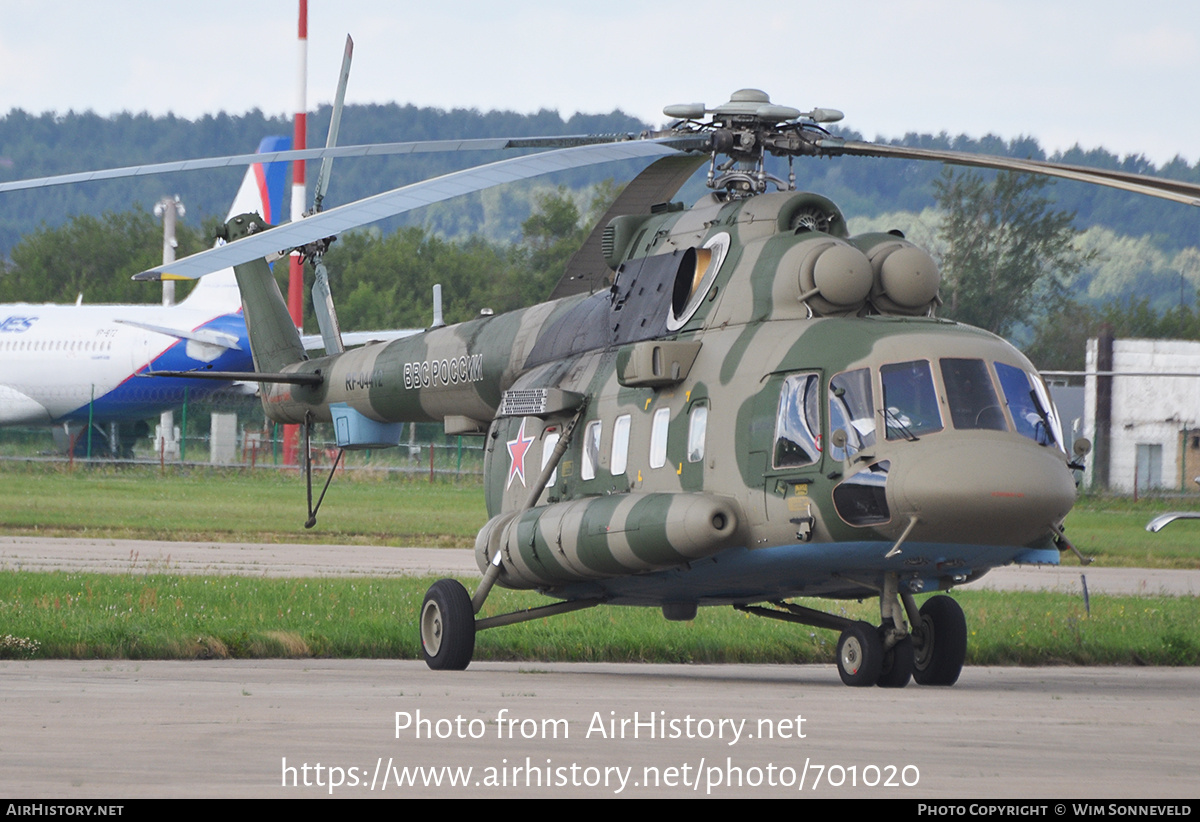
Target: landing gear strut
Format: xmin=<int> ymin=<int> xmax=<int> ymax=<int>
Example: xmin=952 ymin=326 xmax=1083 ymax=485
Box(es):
xmin=737 ymin=577 xmax=966 ymax=688
xmin=876 ymin=627 xmax=915 ymax=688
xmin=419 ymin=408 xmax=593 ymax=672
xmin=875 ymin=574 xmax=914 ymax=688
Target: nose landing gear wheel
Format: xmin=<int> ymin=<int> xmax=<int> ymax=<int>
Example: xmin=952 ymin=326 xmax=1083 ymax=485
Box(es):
xmin=912 ymin=595 xmax=967 ymax=685
xmin=420 ymin=579 xmax=476 ymax=671
xmin=836 ymin=621 xmax=883 ymax=687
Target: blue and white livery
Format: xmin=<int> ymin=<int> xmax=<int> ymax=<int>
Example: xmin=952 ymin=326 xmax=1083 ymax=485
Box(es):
xmin=0 ymin=137 xmax=291 ymax=428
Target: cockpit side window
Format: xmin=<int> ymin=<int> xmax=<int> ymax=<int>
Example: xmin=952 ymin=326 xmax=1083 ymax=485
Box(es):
xmin=995 ymin=362 xmax=1064 ymax=450
xmin=880 ymin=360 xmax=942 ymax=440
xmin=829 ymin=368 xmax=876 ymax=460
xmin=773 ymin=373 xmax=822 ymax=468
xmin=940 ymin=358 xmax=1006 ymax=431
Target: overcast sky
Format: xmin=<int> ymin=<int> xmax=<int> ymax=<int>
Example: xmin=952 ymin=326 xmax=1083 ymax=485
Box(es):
xmin=1 ymin=1 xmax=1197 ymax=166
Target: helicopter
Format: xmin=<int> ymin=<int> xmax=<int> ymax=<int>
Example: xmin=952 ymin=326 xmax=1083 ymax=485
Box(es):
xmin=17 ymin=87 xmax=1200 ymax=687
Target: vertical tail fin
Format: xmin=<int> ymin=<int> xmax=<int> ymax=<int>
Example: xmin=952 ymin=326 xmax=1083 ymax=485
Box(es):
xmin=223 ymin=215 xmax=308 ymax=374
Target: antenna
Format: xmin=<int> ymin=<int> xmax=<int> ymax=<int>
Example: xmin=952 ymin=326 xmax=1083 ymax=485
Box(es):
xmin=431 ymin=284 xmax=445 ymax=329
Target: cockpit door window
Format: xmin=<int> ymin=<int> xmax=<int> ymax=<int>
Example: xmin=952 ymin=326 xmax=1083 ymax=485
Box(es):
xmin=829 ymin=368 xmax=876 ymax=460
xmin=773 ymin=373 xmax=822 ymax=468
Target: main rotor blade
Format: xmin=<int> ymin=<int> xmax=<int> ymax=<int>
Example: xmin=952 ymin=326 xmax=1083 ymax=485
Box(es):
xmin=135 ymin=137 xmax=700 ymax=281
xmin=313 ymin=34 xmax=354 ymax=214
xmin=0 ymin=134 xmax=645 ymax=194
xmin=821 ymin=139 xmax=1200 ymax=206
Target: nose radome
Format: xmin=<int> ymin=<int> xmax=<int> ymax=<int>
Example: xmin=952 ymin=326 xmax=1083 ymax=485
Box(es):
xmin=887 ymin=438 xmax=1076 ymax=546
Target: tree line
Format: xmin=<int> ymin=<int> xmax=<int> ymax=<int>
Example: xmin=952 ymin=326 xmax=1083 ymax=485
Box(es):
xmin=2 ymin=104 xmax=1198 ymax=257
xmin=2 ymin=172 xmax=1197 ymax=376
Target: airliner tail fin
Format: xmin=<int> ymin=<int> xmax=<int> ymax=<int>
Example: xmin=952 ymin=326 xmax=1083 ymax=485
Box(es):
xmin=180 ymin=136 xmax=292 ymax=313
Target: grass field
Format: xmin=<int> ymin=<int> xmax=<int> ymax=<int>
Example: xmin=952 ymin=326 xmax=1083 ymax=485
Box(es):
xmin=0 ymin=461 xmax=1197 ymax=566
xmin=0 ymin=571 xmax=1195 ymax=666
xmin=0 ymin=462 xmax=484 ymax=547
xmin=0 ymin=461 xmax=1196 ymax=664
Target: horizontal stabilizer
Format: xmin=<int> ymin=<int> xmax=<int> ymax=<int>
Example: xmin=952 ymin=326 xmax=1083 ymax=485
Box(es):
xmin=143 ymin=369 xmax=323 ymax=386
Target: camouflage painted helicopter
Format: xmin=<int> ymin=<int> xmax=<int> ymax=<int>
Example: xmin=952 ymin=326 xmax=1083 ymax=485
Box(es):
xmin=18 ymin=89 xmax=1199 ymax=687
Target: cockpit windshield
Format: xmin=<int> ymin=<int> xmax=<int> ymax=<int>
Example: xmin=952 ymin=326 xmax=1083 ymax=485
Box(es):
xmin=940 ymin=358 xmax=1006 ymax=431
xmin=880 ymin=360 xmax=943 ymax=440
xmin=863 ymin=357 xmax=1063 ymax=449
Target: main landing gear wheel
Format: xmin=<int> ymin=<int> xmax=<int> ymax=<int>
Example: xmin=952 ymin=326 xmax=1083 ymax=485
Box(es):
xmin=420 ymin=579 xmax=476 ymax=671
xmin=836 ymin=621 xmax=883 ymax=687
xmin=876 ymin=633 xmax=914 ymax=688
xmin=912 ymin=595 xmax=967 ymax=686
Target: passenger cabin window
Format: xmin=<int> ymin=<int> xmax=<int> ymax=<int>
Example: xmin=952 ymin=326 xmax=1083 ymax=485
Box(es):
xmin=940 ymin=358 xmax=1006 ymax=431
xmin=649 ymin=407 xmax=670 ymax=469
xmin=880 ymin=360 xmax=942 ymax=440
xmin=829 ymin=368 xmax=876 ymax=460
xmin=611 ymin=415 xmax=631 ymax=476
xmin=541 ymin=431 xmax=560 ymax=485
xmin=581 ymin=420 xmax=601 ymax=481
xmin=687 ymin=403 xmax=707 ymax=463
xmin=773 ymin=373 xmax=821 ymax=468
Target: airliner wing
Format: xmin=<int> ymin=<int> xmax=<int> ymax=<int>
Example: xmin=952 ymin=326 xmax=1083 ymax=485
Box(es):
xmin=113 ymin=319 xmax=242 ymax=350
xmin=0 ymin=385 xmax=52 ymax=425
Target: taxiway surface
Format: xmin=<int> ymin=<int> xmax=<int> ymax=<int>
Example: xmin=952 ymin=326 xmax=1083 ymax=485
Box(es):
xmin=1 ymin=535 xmax=1197 ymax=595
xmin=2 ymin=660 xmax=1196 ymax=798
xmin=1 ymin=536 xmax=1197 ymax=799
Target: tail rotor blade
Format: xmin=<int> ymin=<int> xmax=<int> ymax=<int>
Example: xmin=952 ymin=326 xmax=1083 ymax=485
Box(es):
xmin=311 ymin=259 xmax=345 ymax=355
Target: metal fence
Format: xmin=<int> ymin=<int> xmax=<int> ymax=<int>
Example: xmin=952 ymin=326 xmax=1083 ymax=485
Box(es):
xmin=0 ymin=412 xmax=486 ymax=480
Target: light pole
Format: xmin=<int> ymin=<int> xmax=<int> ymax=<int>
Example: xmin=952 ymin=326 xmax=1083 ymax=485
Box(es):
xmin=154 ymin=195 xmax=185 ymax=459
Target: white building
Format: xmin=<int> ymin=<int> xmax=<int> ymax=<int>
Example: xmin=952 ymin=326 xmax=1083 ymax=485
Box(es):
xmin=1083 ymin=338 xmax=1200 ymax=493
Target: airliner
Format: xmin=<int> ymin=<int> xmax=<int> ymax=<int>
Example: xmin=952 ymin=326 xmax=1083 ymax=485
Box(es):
xmin=0 ymin=137 xmax=290 ymax=439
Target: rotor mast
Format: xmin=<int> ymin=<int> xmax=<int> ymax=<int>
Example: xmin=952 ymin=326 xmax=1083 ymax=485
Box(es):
xmin=662 ymin=88 xmax=844 ymax=199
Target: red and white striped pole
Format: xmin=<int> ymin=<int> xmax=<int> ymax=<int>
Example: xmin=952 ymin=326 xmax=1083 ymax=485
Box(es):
xmin=284 ymin=0 xmax=308 ymax=466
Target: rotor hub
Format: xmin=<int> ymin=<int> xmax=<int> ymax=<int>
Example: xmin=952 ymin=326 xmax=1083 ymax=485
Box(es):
xmin=662 ymin=90 xmax=844 ymax=198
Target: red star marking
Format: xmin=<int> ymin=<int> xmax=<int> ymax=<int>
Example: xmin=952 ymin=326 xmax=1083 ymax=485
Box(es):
xmin=506 ymin=418 xmax=535 ymax=488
